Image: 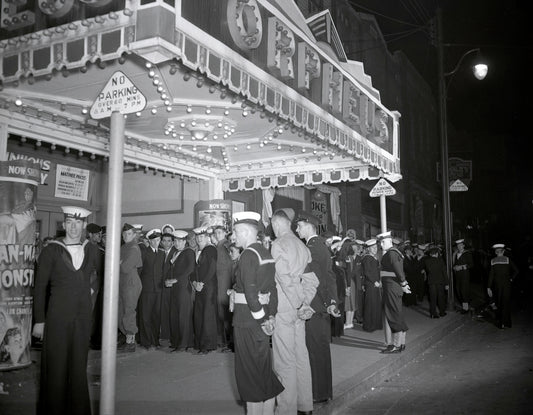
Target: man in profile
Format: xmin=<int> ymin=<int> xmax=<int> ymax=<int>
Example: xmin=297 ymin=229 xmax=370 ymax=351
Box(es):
xmin=232 ymin=211 xmax=284 ymax=414
xmin=270 ymin=208 xmax=318 ymax=415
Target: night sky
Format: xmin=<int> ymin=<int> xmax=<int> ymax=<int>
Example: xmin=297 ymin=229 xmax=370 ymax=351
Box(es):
xmin=348 ymin=0 xmax=532 ymax=248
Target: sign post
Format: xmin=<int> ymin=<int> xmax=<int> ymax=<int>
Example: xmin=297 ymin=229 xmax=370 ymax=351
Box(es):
xmin=369 ymin=178 xmax=396 ymax=233
xmin=90 ymin=71 xmax=146 ymax=415
xmin=449 ymin=179 xmax=468 ymax=192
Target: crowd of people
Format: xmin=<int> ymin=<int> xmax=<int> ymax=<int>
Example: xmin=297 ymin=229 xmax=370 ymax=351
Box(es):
xmin=30 ymin=205 xmax=522 ymax=415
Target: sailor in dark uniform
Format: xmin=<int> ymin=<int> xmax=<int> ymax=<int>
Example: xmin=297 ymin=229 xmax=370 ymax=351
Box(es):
xmin=378 ymin=231 xmax=410 ymax=354
xmin=232 ymin=211 xmax=284 ymax=415
xmin=33 ymin=206 xmax=99 ymax=415
xmin=487 ymin=244 xmax=518 ymax=329
xmin=453 ymin=239 xmax=473 ymax=313
xmin=192 ymin=226 xmax=218 ymax=354
xmin=168 ymin=230 xmax=195 ymax=351
xmin=138 ymin=229 xmax=165 ymax=349
xmin=295 ymin=211 xmax=339 ymax=404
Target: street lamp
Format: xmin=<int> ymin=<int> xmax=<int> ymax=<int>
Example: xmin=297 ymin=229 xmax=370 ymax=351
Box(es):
xmin=436 ymin=8 xmax=488 ymax=310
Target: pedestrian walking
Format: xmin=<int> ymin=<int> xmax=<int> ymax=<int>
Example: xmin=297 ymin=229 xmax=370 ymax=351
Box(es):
xmin=453 ymin=239 xmax=473 ymax=313
xmin=487 ymin=243 xmax=518 ymax=329
xmin=424 ymin=247 xmax=448 ymax=318
xmin=32 ymin=206 xmax=100 ymax=415
xmin=232 ymin=211 xmax=284 ymax=415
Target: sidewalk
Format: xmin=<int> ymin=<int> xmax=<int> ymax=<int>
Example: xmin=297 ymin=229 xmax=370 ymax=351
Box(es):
xmin=0 ymin=301 xmax=466 ymax=415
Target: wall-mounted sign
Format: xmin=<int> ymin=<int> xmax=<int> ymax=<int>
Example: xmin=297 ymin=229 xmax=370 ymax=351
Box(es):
xmin=54 ymin=165 xmax=90 ymax=201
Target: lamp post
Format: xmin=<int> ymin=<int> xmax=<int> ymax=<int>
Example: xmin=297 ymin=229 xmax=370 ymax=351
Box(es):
xmin=436 ymin=8 xmax=487 ymax=310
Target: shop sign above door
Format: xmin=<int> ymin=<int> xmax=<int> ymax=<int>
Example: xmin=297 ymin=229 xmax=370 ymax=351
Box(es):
xmin=90 ymin=71 xmax=146 ymax=119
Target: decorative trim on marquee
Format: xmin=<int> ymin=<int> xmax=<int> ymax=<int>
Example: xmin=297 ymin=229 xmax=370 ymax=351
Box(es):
xmin=222 ymin=166 xmax=382 ymax=192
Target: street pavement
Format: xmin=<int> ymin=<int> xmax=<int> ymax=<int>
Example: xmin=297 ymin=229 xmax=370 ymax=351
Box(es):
xmin=1 ymin=300 xmax=467 ymax=415
xmin=340 ymin=305 xmax=533 ymax=415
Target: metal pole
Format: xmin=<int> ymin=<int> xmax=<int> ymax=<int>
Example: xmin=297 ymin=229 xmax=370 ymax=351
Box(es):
xmin=437 ymin=9 xmax=454 ymax=309
xmin=100 ymin=111 xmax=125 ymax=415
xmin=379 ymin=194 xmax=387 ymax=233
xmin=0 ymin=122 xmax=7 ymax=161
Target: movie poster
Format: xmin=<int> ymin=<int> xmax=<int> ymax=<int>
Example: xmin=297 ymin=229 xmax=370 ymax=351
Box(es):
xmin=194 ymin=200 xmax=232 ymax=230
xmin=0 ymin=160 xmax=40 ymax=371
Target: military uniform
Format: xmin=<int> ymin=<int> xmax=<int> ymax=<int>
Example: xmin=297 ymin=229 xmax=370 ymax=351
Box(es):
xmin=233 ymin=243 xmax=284 ymax=402
xmin=138 ymin=244 xmax=165 ymax=348
xmin=271 ymin=230 xmax=317 ymax=414
xmin=361 ymin=251 xmax=382 ymax=332
xmin=305 ymin=234 xmax=338 ymax=402
xmin=216 ymin=238 xmax=234 ymax=348
xmin=34 ymin=238 xmax=99 ymax=415
xmin=453 ymin=241 xmax=473 ymax=311
xmin=169 ymin=246 xmax=196 ymax=349
xmin=119 ymin=239 xmax=143 ymax=339
xmin=381 ymin=246 xmax=408 ymax=349
xmin=193 ymin=243 xmax=218 ymax=352
xmin=488 ymin=251 xmax=518 ymax=328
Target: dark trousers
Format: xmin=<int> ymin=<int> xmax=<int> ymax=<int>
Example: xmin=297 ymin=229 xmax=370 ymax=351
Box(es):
xmin=39 ymin=317 xmax=91 ymax=415
xmin=495 ymin=281 xmax=512 ymax=327
xmin=160 ymin=287 xmax=171 ymax=340
xmin=305 ymin=312 xmax=333 ymax=402
xmin=428 ymin=284 xmax=446 ymax=316
xmin=138 ymin=291 xmax=162 ymax=347
xmin=217 ymin=297 xmax=233 ymax=347
xmin=169 ymin=281 xmax=194 ymax=348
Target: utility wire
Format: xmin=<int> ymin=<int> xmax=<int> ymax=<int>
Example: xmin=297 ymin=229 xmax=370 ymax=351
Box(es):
xmin=400 ymin=0 xmax=422 ymax=25
xmin=348 ymin=0 xmax=425 ymax=28
xmin=409 ymin=0 xmax=431 ymax=23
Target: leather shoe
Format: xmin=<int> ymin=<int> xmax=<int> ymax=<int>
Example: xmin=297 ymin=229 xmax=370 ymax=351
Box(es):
xmin=380 ymin=345 xmax=394 ymax=353
xmin=381 ymin=346 xmax=401 ymax=354
xmin=297 ymin=411 xmax=312 ymax=415
xmin=399 ymin=344 xmax=405 ymax=352
xmin=430 ymin=315 xmax=440 ymax=319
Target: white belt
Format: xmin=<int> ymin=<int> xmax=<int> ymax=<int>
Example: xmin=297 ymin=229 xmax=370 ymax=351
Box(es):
xmin=380 ymin=271 xmax=396 ymax=277
xmin=234 ymin=292 xmax=247 ymax=304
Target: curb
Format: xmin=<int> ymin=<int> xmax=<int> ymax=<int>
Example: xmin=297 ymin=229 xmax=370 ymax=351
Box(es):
xmin=314 ymin=312 xmax=467 ymax=415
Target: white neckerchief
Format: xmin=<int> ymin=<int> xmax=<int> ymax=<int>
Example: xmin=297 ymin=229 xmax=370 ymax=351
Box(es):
xmin=66 ymin=245 xmax=84 ymax=270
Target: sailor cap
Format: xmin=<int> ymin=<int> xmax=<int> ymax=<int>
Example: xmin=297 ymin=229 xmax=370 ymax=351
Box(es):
xmin=193 ymin=226 xmax=210 ymax=235
xmin=455 ymin=239 xmax=465 ymax=245
xmin=492 ymin=243 xmax=505 ymax=249
xmin=173 ymin=230 xmax=189 ymax=239
xmin=354 ymin=239 xmax=365 ymax=245
xmin=146 ymin=229 xmax=162 ymax=240
xmin=377 ymin=231 xmax=392 ymax=240
xmin=233 ymin=211 xmax=261 ymax=226
xmin=295 ymin=211 xmax=320 ymax=227
xmin=365 ymin=239 xmax=377 ymax=247
xmin=161 ymin=224 xmax=175 ymax=233
xmin=61 ymin=206 xmax=91 ymax=220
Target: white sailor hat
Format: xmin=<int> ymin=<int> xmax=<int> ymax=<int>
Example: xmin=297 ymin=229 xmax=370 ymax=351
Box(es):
xmin=455 ymin=239 xmax=465 ymax=245
xmin=146 ymin=229 xmax=162 ymax=240
xmin=61 ymin=206 xmax=91 ymax=220
xmin=404 ymin=240 xmax=411 ymax=245
xmin=132 ymin=224 xmax=143 ymax=231
xmin=162 ymin=223 xmax=175 ymax=233
xmin=392 ymin=237 xmax=401 ymax=245
xmin=173 ymin=230 xmax=189 ymax=239
xmin=419 ymin=243 xmax=428 ymax=251
xmin=376 ymin=231 xmax=392 ymax=240
xmin=233 ymin=211 xmax=261 ymax=226
xmin=354 ymin=239 xmax=365 ymax=245
xmin=331 ymin=240 xmax=343 ymax=252
xmin=326 ymin=235 xmax=342 ymax=244
xmin=492 ymin=243 xmax=505 ymax=250
xmin=193 ymin=226 xmax=209 ymax=235
xmin=365 ymin=239 xmax=377 ymax=247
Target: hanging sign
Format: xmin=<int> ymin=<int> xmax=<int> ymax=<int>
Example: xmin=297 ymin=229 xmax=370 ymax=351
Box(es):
xmin=90 ymin=71 xmax=146 ymax=119
xmin=369 ymin=178 xmax=396 ymax=197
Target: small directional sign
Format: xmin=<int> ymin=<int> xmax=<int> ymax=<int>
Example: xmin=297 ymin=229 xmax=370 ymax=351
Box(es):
xmin=449 ymin=179 xmax=468 ymax=192
xmin=90 ymin=71 xmax=146 ymax=119
xmin=369 ymin=178 xmax=396 ymax=197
